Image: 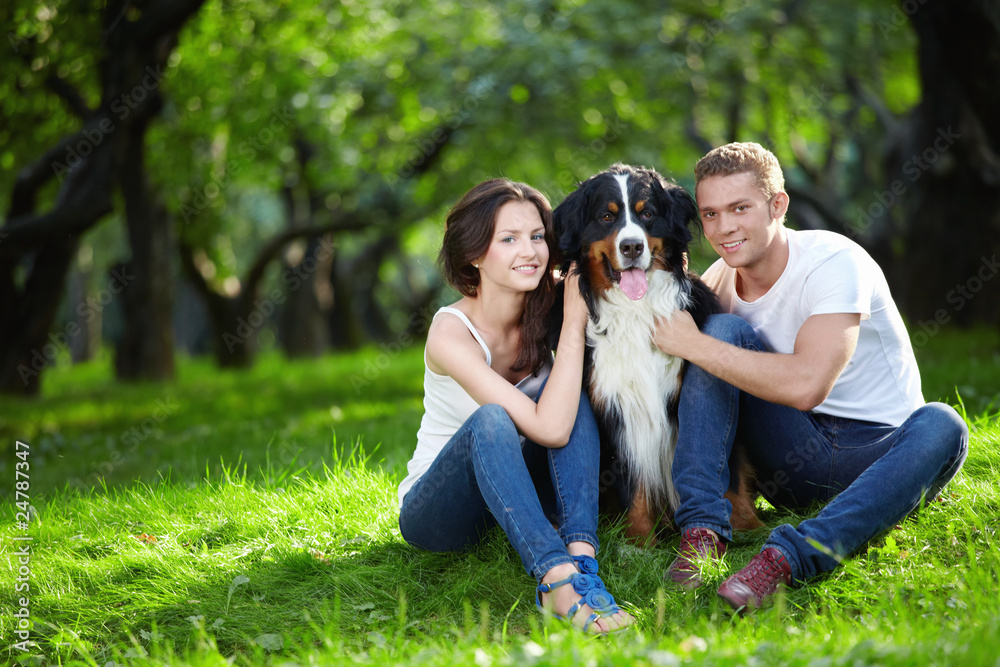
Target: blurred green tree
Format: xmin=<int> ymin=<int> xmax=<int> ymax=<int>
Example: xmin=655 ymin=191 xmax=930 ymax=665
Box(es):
xmin=2 ymin=0 xmax=997 ymax=393
xmin=1 ymin=0 xmax=206 ymax=395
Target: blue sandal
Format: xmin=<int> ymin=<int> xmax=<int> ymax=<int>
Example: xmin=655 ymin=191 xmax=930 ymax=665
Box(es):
xmin=535 ymin=569 xmax=623 ymax=633
xmin=570 ymin=554 xmax=599 ymax=575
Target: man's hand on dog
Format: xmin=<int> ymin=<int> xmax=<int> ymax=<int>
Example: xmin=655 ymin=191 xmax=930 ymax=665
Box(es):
xmin=652 ymin=309 xmax=700 ymax=359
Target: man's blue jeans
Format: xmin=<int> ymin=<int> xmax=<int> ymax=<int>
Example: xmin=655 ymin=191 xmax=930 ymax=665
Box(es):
xmin=399 ymin=390 xmax=600 ymax=582
xmin=673 ymin=314 xmax=969 ymax=583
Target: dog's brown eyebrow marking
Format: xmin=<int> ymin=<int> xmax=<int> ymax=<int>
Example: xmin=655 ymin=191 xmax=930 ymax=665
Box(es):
xmin=607 ymin=202 xmax=619 ymax=214
xmin=634 ymin=200 xmax=646 ymax=212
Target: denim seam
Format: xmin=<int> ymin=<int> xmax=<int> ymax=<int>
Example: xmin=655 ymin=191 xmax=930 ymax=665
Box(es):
xmin=548 ymin=393 xmax=601 ymax=553
xmin=468 ymin=426 xmax=545 ymax=577
xmin=549 ymin=447 xmax=568 ymax=542
xmin=826 ymin=419 xmax=840 ymax=493
xmin=562 ymin=532 xmax=599 ymax=552
xmin=713 ymin=382 xmax=738 ymax=540
xmin=549 ymin=455 xmax=600 ymax=553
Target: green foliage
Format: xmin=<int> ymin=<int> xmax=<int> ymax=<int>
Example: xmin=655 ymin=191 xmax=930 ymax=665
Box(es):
xmin=147 ymin=0 xmax=921 ymax=279
xmin=0 ymin=0 xmax=103 ymax=190
xmin=2 ymin=0 xmax=933 ymax=347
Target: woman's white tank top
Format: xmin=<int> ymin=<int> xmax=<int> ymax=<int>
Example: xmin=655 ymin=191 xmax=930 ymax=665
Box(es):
xmin=397 ymin=307 xmax=552 ymax=505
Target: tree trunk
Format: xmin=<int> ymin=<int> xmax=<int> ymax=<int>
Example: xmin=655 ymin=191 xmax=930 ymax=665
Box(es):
xmin=0 ymin=128 xmax=116 ymax=395
xmin=276 ymin=146 xmax=333 ymax=359
xmin=344 ymin=235 xmax=397 ymax=343
xmin=900 ymin=0 xmax=1000 ymax=327
xmin=0 ymin=0 xmax=206 ymax=395
xmin=178 ymin=242 xmax=256 ymax=368
xmin=328 ymin=249 xmax=365 ymax=350
xmin=0 ymin=242 xmax=79 ymax=394
xmin=67 ymin=257 xmax=101 ymax=364
xmin=211 ymin=292 xmax=258 ymax=368
xmin=279 ymin=237 xmax=332 ymax=358
xmin=179 ymin=219 xmax=367 ymax=367
xmin=115 ymin=110 xmax=176 ymax=381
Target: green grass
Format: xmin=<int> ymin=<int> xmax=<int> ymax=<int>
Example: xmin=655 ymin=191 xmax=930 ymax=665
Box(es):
xmin=0 ymin=345 xmax=426 ymax=497
xmin=1 ymin=326 xmax=999 ymax=665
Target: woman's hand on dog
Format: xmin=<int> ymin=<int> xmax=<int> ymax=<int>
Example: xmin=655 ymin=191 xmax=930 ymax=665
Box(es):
xmin=561 ymin=263 xmax=590 ymax=331
xmin=652 ymin=309 xmax=701 ymax=359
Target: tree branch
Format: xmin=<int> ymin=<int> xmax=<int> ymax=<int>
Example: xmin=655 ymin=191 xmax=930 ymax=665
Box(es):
xmin=724 ymin=67 xmax=745 ymax=144
xmin=177 ymin=239 xmax=217 ymax=304
xmin=845 ymin=75 xmax=900 ymax=136
xmin=1 ymin=147 xmax=116 ymax=253
xmin=13 ymin=35 xmax=95 ymax=120
xmin=685 ymin=118 xmax=714 ymax=155
xmin=785 ymin=183 xmax=850 ymax=233
xmin=789 ymin=135 xmax=821 ymax=184
xmin=7 ymin=131 xmax=86 ymax=219
xmin=44 ymin=73 xmax=95 ymax=120
xmin=131 ymin=0 xmax=210 ymax=46
xmin=244 ymin=219 xmax=375 ymax=293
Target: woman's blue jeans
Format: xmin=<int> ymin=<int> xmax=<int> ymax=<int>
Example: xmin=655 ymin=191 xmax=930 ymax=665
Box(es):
xmin=673 ymin=314 xmax=969 ymax=583
xmin=399 ymin=390 xmax=601 ymax=582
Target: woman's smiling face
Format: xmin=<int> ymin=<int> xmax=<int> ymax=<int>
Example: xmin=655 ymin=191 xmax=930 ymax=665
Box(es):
xmin=476 ymin=200 xmax=550 ymax=293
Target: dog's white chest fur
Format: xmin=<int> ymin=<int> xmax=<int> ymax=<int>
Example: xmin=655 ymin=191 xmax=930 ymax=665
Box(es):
xmin=587 ymin=271 xmax=689 ymax=511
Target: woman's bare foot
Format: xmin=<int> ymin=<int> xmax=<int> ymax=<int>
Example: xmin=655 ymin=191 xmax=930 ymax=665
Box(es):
xmin=538 ymin=546 xmax=636 ymax=634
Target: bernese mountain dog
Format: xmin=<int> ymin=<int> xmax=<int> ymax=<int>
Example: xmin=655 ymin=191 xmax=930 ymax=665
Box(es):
xmin=552 ymin=163 xmax=760 ymax=545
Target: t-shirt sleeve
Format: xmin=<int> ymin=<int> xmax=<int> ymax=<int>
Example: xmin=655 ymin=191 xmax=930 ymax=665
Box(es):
xmin=804 ymin=247 xmax=873 ymax=320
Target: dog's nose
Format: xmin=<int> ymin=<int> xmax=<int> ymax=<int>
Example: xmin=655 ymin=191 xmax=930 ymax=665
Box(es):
xmin=619 ymin=239 xmax=644 ymax=260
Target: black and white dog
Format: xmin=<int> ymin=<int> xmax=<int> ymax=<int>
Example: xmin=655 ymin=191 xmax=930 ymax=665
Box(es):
xmin=552 ymin=163 xmax=758 ymax=544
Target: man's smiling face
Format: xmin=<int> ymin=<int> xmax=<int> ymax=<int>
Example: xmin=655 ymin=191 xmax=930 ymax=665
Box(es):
xmin=695 ymin=171 xmax=784 ymax=271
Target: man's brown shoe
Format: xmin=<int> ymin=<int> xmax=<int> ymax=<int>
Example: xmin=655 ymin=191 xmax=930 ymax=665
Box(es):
xmin=665 ymin=527 xmax=726 ymax=589
xmin=716 ymin=547 xmax=792 ymax=612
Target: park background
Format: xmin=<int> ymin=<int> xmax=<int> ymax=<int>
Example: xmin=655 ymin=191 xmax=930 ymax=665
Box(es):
xmin=1 ymin=0 xmax=999 ymax=664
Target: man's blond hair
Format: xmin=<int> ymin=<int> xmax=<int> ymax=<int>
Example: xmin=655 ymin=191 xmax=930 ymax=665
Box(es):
xmin=695 ymin=142 xmax=785 ymax=201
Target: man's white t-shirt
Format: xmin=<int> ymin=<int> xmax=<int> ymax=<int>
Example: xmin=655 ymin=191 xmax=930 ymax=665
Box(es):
xmin=701 ymin=228 xmax=923 ymax=427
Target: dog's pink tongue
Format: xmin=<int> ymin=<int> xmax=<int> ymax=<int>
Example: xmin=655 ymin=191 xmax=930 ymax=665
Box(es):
xmin=618 ymin=268 xmax=648 ymax=300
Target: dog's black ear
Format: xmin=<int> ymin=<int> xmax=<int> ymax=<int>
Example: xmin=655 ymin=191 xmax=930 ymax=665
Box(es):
xmin=649 ymin=174 xmax=698 ymax=275
xmin=661 ymin=180 xmax=700 ymax=235
xmin=551 ymin=182 xmax=591 ymax=270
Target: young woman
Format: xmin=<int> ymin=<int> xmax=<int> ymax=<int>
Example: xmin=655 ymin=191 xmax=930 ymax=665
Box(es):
xmin=397 ymin=179 xmax=634 ymax=634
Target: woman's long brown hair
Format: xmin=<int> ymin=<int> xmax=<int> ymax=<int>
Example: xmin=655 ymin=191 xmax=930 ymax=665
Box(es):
xmin=439 ymin=179 xmax=556 ymax=376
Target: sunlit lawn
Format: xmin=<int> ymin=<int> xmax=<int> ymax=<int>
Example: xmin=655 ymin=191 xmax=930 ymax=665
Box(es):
xmin=1 ymin=326 xmax=998 ymax=665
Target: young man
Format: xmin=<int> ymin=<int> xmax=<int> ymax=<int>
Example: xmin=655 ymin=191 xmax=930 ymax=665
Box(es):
xmin=653 ymin=142 xmax=968 ymax=612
